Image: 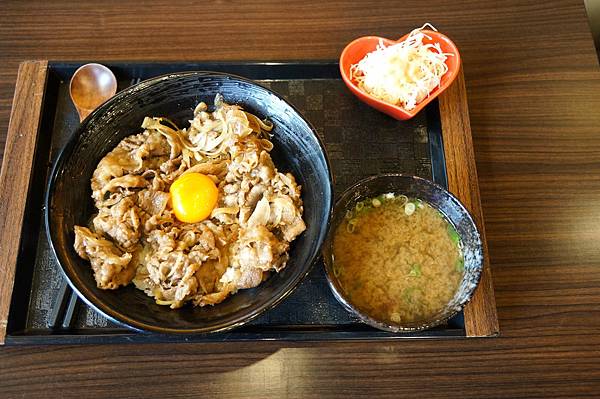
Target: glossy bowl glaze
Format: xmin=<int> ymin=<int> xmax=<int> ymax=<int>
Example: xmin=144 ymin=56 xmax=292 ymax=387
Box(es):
xmin=339 ymin=30 xmax=461 ymax=120
xmin=46 ymin=71 xmax=333 ymax=334
xmin=322 ymin=174 xmax=483 ymax=332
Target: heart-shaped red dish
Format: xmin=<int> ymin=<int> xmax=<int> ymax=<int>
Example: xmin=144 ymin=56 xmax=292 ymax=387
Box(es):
xmin=339 ymin=30 xmax=461 ymax=120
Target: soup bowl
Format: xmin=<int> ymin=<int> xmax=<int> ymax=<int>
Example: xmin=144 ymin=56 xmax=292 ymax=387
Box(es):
xmin=322 ymin=174 xmax=483 ymax=332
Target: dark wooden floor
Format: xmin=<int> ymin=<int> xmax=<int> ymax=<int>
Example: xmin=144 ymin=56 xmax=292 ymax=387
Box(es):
xmin=1 ymin=1 xmax=600 ymax=397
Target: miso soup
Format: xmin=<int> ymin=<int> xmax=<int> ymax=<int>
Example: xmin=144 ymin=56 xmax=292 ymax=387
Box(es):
xmin=332 ymin=194 xmax=463 ymax=325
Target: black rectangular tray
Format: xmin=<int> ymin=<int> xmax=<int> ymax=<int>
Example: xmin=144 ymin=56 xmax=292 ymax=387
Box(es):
xmin=5 ymin=61 xmax=464 ymax=344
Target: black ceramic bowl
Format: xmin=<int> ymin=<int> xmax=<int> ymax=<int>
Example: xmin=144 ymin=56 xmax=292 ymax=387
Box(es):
xmin=46 ymin=71 xmax=333 ymax=334
xmin=322 ymin=174 xmax=483 ymax=332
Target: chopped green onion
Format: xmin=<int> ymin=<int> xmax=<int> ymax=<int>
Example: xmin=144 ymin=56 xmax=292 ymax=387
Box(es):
xmin=372 ymin=198 xmax=382 ymax=207
xmin=455 ymin=258 xmax=464 ymax=272
xmin=404 ymin=202 xmax=416 ymax=216
xmin=333 ymin=264 xmax=341 ymax=277
xmin=447 ymin=225 xmax=460 ymax=244
xmin=346 ymin=219 xmax=357 ymax=233
xmin=408 ymin=264 xmax=422 ymax=277
xmin=396 ymin=195 xmax=408 ymax=206
xmin=345 ymin=210 xmax=354 ymax=220
xmin=355 ymin=202 xmax=364 ymax=212
xmin=403 ymin=287 xmax=416 ymax=304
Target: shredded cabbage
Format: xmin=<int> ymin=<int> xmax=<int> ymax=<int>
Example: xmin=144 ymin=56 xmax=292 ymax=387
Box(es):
xmin=350 ymin=23 xmax=453 ymax=111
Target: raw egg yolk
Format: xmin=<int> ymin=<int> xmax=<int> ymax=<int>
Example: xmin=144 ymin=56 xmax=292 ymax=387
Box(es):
xmin=169 ymin=172 xmax=218 ymax=223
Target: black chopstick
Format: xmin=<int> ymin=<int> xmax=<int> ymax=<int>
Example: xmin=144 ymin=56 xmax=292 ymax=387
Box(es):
xmin=61 ymin=291 xmax=79 ymax=330
xmin=47 ymin=280 xmax=70 ymax=329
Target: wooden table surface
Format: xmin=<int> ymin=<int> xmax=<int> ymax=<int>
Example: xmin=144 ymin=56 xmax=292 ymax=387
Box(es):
xmin=1 ymin=1 xmax=600 ymax=397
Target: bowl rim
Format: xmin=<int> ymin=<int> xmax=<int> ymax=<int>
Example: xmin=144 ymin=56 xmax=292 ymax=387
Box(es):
xmin=322 ymin=173 xmax=483 ymax=332
xmin=339 ymin=29 xmax=461 ymax=120
xmin=44 ymin=70 xmax=334 ymax=334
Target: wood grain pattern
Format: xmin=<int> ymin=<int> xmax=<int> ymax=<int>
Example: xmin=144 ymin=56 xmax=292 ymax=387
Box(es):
xmin=439 ymin=68 xmax=499 ymax=337
xmin=1 ymin=0 xmax=600 ymax=397
xmin=0 ymin=61 xmax=47 ymax=345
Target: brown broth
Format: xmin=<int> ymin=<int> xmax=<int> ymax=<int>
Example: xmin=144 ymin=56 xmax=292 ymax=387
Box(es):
xmin=332 ymin=196 xmax=463 ymax=324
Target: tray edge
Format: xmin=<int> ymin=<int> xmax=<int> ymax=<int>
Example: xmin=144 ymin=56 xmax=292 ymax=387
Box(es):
xmin=438 ymin=66 xmax=500 ymax=337
xmin=0 ymin=60 xmax=49 ymax=345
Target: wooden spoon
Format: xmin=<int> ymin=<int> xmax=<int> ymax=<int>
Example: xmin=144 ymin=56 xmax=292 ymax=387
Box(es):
xmin=69 ymin=63 xmax=117 ymax=122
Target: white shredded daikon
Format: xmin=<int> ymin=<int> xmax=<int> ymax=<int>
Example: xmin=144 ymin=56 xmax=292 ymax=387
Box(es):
xmin=350 ymin=23 xmax=452 ymax=111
